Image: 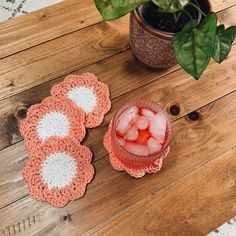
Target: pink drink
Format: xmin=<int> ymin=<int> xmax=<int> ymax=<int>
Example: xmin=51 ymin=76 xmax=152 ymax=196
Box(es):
xmin=111 ymin=100 xmax=172 ymax=168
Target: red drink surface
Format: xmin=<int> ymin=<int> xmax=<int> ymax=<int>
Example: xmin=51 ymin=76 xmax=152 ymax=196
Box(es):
xmin=114 ymin=104 xmax=168 ymax=157
xmin=111 ymin=100 xmax=172 ymax=168
xmin=136 ymin=129 xmax=151 ymax=145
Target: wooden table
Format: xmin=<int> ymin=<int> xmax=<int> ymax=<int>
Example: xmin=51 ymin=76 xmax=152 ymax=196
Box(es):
xmin=0 ymin=1 xmax=236 ymax=235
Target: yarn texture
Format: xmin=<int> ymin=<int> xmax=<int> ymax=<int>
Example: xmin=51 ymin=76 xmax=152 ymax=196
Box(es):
xmin=20 ymin=72 xmax=111 ymax=207
xmin=23 ymin=138 xmax=94 ymax=208
xmin=20 ymin=96 xmax=86 ymax=152
xmin=104 ymin=121 xmax=170 ymax=178
xmin=51 ymin=73 xmax=111 ymax=128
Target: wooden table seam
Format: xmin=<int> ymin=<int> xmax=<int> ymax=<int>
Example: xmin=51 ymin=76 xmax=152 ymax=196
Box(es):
xmin=0 ymin=20 xmax=104 ymax=61
xmin=85 ymin=146 xmax=236 ymax=236
xmin=1 ymin=90 xmax=235 ymax=211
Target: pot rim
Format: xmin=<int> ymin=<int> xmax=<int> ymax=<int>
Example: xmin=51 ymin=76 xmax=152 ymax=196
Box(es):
xmin=132 ymin=0 xmax=212 ymax=40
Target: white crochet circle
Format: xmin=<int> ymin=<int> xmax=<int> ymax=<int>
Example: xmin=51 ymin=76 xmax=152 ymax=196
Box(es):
xmin=67 ymin=86 xmax=97 ymax=113
xmin=37 ymin=111 xmax=70 ymax=142
xmin=41 ymin=152 xmax=77 ymax=190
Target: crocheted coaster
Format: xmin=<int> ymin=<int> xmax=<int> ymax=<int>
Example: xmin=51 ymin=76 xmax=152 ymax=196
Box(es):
xmin=23 ymin=138 xmax=94 ymax=208
xmin=20 ymin=96 xmax=86 ymax=152
xmin=104 ymin=121 xmax=170 ymax=178
xmin=51 ymin=73 xmax=111 ymax=128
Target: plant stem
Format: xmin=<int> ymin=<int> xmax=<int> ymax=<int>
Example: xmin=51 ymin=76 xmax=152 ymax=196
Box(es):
xmin=173 ymin=12 xmax=177 ymax=23
xmin=188 ymin=2 xmax=206 ymax=17
xmin=175 ymin=11 xmax=183 ymax=23
xmin=183 ymin=9 xmax=193 ymax=20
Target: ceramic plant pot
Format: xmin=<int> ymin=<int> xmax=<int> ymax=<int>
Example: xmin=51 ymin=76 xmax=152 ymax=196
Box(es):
xmin=130 ymin=0 xmax=211 ymax=70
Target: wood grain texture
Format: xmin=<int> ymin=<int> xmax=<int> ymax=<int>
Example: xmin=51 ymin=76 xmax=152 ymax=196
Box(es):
xmin=210 ymin=0 xmax=236 ymax=12
xmin=0 ymin=43 xmax=236 ymax=208
xmin=0 ymin=42 xmax=235 ymax=153
xmin=0 ymin=15 xmax=129 ymax=102
xmin=0 ymin=2 xmax=236 ymax=236
xmin=86 ymin=46 xmax=236 ymax=159
xmin=218 ymin=5 xmax=236 ymax=27
xmin=0 ymin=0 xmax=234 ymax=59
xmin=89 ymin=147 xmax=236 ymax=236
xmin=0 ymin=4 xmax=235 ymax=104
xmin=0 ymin=51 xmax=178 ymax=150
xmin=0 ymin=0 xmax=102 ymax=59
xmin=0 ymin=91 xmax=236 ymax=235
xmin=0 ymin=3 xmax=235 ymax=150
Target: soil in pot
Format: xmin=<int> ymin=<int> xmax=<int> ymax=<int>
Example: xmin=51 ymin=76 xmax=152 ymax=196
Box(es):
xmin=141 ymin=0 xmax=204 ymax=33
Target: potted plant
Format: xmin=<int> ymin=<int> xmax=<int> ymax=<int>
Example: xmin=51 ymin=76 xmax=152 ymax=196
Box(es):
xmin=95 ymin=0 xmax=236 ymax=79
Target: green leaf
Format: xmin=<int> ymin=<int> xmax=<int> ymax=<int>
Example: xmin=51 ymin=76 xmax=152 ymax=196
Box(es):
xmin=212 ymin=25 xmax=236 ymax=63
xmin=225 ymin=26 xmax=236 ymax=37
xmin=173 ymin=12 xmax=217 ymax=79
xmin=216 ymin=24 xmax=225 ymax=32
xmin=152 ymin=0 xmax=189 ymax=12
xmin=95 ymin=0 xmax=149 ymax=20
xmin=180 ymin=19 xmax=199 ymax=33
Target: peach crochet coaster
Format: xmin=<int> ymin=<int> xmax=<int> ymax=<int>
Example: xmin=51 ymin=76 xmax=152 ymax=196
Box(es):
xmin=20 ymin=72 xmax=111 ymax=207
xmin=23 ymin=138 xmax=94 ymax=208
xmin=104 ymin=121 xmax=170 ymax=178
xmin=51 ymin=73 xmax=111 ymax=128
xmin=20 ymin=96 xmax=86 ymax=152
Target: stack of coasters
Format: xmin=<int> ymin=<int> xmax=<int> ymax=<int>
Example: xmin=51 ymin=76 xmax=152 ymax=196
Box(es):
xmin=21 ymin=73 xmax=111 ymax=207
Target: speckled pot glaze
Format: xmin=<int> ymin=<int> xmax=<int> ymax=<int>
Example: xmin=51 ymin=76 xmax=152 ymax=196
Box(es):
xmin=130 ymin=0 xmax=211 ymax=70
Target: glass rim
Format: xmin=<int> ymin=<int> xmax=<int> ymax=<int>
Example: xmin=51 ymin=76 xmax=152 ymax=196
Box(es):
xmin=111 ymin=99 xmax=172 ymax=162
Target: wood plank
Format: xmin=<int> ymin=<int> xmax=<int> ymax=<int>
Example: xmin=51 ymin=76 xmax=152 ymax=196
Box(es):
xmin=0 ymin=50 xmax=177 ymax=150
xmin=0 ymin=91 xmax=236 ymax=235
xmin=218 ymin=5 xmax=236 ymax=27
xmin=0 ymin=4 xmax=235 ymax=104
xmin=210 ymin=0 xmax=236 ymax=12
xmin=0 ymin=3 xmax=235 ymax=150
xmin=0 ymin=0 xmax=102 ymax=59
xmin=89 ymin=147 xmax=236 ymax=236
xmin=0 ymin=143 xmax=28 ymax=209
xmin=0 ymin=42 xmax=236 ymax=207
xmin=0 ymin=0 xmax=234 ymax=59
xmin=86 ymin=45 xmax=236 ymax=159
xmin=0 ymin=15 xmax=129 ymax=101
